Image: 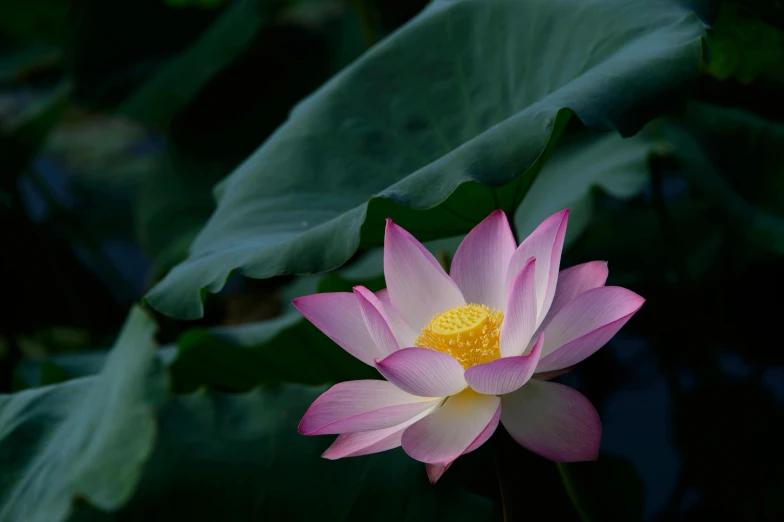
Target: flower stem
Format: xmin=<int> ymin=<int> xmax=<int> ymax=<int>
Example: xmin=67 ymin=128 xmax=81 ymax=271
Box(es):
xmin=493 ymin=452 xmax=508 ymax=522
xmin=556 ymin=462 xmax=591 ymax=522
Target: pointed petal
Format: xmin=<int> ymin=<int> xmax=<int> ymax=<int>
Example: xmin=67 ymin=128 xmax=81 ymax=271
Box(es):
xmin=293 ymin=292 xmax=381 ymax=365
xmin=384 ymin=220 xmax=465 ymax=331
xmin=501 ymin=380 xmax=601 ymax=462
xmin=540 ymin=261 xmax=609 ymax=331
xmin=537 ymin=286 xmax=644 ymax=372
xmin=375 ymin=288 xmax=418 ymax=347
xmin=353 ymin=286 xmax=399 ymax=357
xmin=375 ymin=348 xmax=467 ymax=397
xmin=505 ymin=210 xmax=568 ymax=322
xmin=450 ymin=210 xmax=517 ymax=310
xmin=426 ymin=463 xmax=452 ymax=484
xmin=402 ymin=389 xmax=501 ymax=464
xmin=299 ymin=380 xmax=442 ymax=435
xmin=466 ymin=333 xmax=543 ymax=395
xmin=500 ymin=257 xmax=538 ymax=357
xmin=322 ymin=405 xmax=438 ymax=459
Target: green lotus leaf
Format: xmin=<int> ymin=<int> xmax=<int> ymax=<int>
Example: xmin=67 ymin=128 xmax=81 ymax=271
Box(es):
xmin=145 ymin=0 xmax=705 ymax=319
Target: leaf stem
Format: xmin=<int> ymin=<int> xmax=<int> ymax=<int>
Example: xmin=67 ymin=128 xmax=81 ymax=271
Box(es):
xmin=556 ymin=462 xmax=591 ymax=522
xmin=348 ymin=0 xmax=378 ymax=48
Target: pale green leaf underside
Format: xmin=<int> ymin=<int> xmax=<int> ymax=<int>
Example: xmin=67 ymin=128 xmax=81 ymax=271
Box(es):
xmin=146 ymin=0 xmax=705 ymax=319
xmin=0 ymin=307 xmax=166 ymax=522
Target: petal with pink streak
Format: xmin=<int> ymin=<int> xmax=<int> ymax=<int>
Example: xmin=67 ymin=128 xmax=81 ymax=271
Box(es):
xmin=402 ymin=389 xmax=501 ymax=465
xmin=293 ymin=292 xmax=381 ymax=365
xmin=384 ymin=220 xmax=465 ymax=331
xmin=499 ymin=258 xmax=538 ymax=357
xmin=501 ymin=380 xmax=601 ymax=462
xmin=299 ymin=380 xmax=442 ymax=435
xmin=375 ymin=288 xmax=418 ymax=347
xmin=537 ymin=286 xmax=644 ymax=372
xmin=322 ymin=405 xmax=438 ymax=460
xmin=465 ymin=333 xmax=543 ymax=395
xmin=375 ymin=348 xmax=467 ymax=397
xmin=505 ymin=210 xmax=568 ymax=322
xmin=353 ymin=286 xmax=398 ymax=357
xmin=539 ymin=261 xmax=609 ymax=331
xmin=450 ymin=210 xmax=517 ymax=310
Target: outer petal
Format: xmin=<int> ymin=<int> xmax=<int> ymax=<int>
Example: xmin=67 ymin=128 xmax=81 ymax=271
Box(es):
xmin=354 ymin=286 xmax=399 ymax=357
xmin=501 ymin=380 xmax=601 ymax=462
xmin=537 ymin=286 xmax=644 ymax=372
xmin=465 ymin=332 xmax=543 ymax=395
xmin=532 ymin=367 xmax=574 ymax=381
xmin=322 ymin=405 xmax=438 ymax=459
xmin=375 ymin=288 xmax=418 ymax=347
xmin=499 ymin=257 xmax=538 ymax=357
xmin=384 ymin=220 xmax=465 ymax=331
xmin=450 ymin=210 xmax=516 ymax=310
xmin=426 ymin=463 xmax=451 ymax=484
xmin=293 ymin=292 xmax=381 ymax=365
xmin=539 ymin=261 xmax=609 ymax=331
xmin=402 ymin=389 xmax=501 ymax=465
xmin=299 ymin=380 xmax=442 ymax=435
xmin=505 ymin=209 xmax=568 ymax=322
xmin=375 ymin=348 xmax=467 ymax=397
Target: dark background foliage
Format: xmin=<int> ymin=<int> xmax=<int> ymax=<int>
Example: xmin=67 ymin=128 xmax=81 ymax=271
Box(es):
xmin=0 ymin=0 xmax=782 ymax=520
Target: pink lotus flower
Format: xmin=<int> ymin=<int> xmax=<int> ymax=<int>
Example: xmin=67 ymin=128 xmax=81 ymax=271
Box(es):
xmin=294 ymin=210 xmax=643 ymax=483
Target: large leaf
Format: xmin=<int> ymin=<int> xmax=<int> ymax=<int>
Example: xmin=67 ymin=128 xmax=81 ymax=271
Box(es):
xmin=72 ymin=384 xmax=495 ymax=521
xmin=0 ymin=307 xmax=167 ymax=522
xmin=2 ymin=318 xmax=494 ymax=520
xmin=145 ymin=0 xmax=706 ymax=319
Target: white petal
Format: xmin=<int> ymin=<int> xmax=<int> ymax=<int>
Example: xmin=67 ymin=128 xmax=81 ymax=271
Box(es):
xmin=499 ymin=257 xmax=538 ymax=357
xmin=505 ymin=210 xmax=568 ymax=323
xmin=353 ymin=286 xmax=399 ymax=357
xmin=501 ymin=380 xmax=601 ymax=462
xmin=450 ymin=210 xmax=516 ymax=310
xmin=538 ymin=286 xmax=644 ymax=372
xmin=293 ymin=292 xmax=382 ymax=365
xmin=401 ymin=389 xmax=500 ymax=465
xmin=384 ymin=220 xmax=465 ymax=330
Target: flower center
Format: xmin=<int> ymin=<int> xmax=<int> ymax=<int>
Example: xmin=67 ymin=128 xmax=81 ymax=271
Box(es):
xmin=415 ymin=304 xmax=503 ymax=369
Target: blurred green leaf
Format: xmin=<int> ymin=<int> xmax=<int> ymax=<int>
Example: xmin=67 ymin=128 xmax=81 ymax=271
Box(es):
xmin=655 ymin=101 xmax=784 ymax=255
xmin=0 ymin=81 xmax=71 ymax=177
xmin=145 ymin=0 xmax=705 ymax=319
xmin=705 ymin=2 xmax=784 ymax=84
xmin=165 ymin=0 xmax=228 ymax=8
xmin=136 ymin=144 xmax=227 ymax=280
xmin=0 ymin=307 xmax=167 ymax=522
xmin=119 ymin=0 xmax=282 ymax=126
xmin=514 ymin=130 xmax=655 ymax=246
xmin=0 ymin=0 xmax=69 ymax=44
xmin=16 ymin=274 xmax=378 ymax=392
